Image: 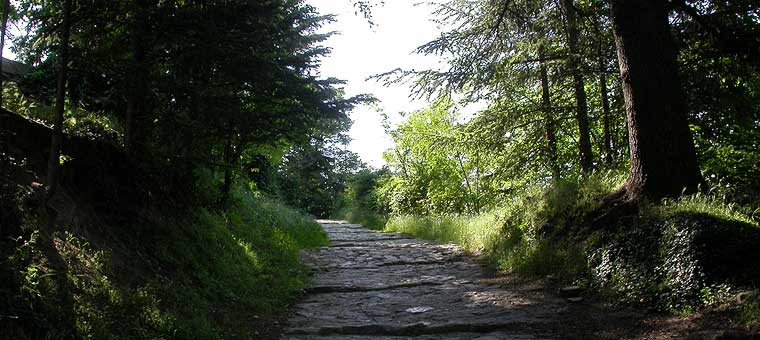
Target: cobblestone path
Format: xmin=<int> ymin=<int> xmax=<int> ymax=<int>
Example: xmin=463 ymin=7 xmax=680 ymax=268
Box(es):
xmin=283 ymin=221 xmax=585 ymax=340
xmin=281 ymin=221 xmax=741 ymax=340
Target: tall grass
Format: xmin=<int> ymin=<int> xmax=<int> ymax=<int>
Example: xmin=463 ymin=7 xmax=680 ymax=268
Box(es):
xmin=373 ymin=172 xmax=760 ymax=318
xmin=661 ymin=192 xmax=759 ymax=227
xmin=1 ymin=188 xmax=327 ymax=339
xmin=384 ymin=213 xmax=502 ymax=254
xmin=383 ymin=172 xmax=626 ymax=278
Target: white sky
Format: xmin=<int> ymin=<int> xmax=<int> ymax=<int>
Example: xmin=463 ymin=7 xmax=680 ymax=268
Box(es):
xmin=310 ymin=0 xmax=445 ymax=168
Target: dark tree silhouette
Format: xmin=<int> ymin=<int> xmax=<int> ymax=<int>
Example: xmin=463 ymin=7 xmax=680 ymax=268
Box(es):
xmin=610 ymin=0 xmax=704 ymax=200
xmin=45 ymin=0 xmax=72 ymax=203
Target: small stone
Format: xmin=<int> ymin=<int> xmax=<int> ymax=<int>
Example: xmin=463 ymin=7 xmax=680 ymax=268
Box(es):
xmin=567 ymin=297 xmax=584 ymax=303
xmin=715 ymin=330 xmax=758 ymax=340
xmin=405 ymin=306 xmax=434 ymax=314
xmin=559 ymin=285 xmax=582 ymax=298
xmin=735 ymin=292 xmax=753 ymax=304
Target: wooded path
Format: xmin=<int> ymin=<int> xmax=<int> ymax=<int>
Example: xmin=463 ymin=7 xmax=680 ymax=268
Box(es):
xmin=282 ymin=221 xmax=679 ymax=339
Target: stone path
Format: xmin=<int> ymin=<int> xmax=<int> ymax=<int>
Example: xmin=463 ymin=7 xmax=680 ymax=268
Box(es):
xmin=282 ymin=221 xmax=746 ymax=340
xmin=283 ymin=221 xmax=583 ymax=340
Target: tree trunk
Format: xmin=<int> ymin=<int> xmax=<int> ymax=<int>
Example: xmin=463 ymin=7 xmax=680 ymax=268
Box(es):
xmin=609 ymin=0 xmax=704 ymax=200
xmin=539 ymin=46 xmax=561 ymax=180
xmin=45 ymin=0 xmax=72 ymax=203
xmin=0 ymin=0 xmax=10 ymax=108
xmin=456 ymin=152 xmax=479 ymax=214
xmin=600 ymin=72 xmax=613 ymax=165
xmin=125 ymin=1 xmax=148 ymax=155
xmin=560 ymin=0 xmax=594 ymax=173
xmin=220 ymin=136 xmax=233 ymax=206
xmin=614 ymin=80 xmax=628 ymax=157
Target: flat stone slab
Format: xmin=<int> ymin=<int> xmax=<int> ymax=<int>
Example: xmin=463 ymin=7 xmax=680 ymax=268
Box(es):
xmin=283 ymin=332 xmax=548 ymax=340
xmin=302 ymin=242 xmax=466 ymax=270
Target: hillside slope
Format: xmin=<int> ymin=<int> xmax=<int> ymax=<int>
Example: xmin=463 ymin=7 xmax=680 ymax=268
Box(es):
xmin=1 ymin=110 xmax=327 ymax=339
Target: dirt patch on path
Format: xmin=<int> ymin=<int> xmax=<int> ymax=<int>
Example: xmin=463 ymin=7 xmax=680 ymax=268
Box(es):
xmin=282 ymin=221 xmax=741 ymax=339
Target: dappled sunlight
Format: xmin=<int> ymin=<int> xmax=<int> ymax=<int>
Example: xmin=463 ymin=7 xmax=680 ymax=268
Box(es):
xmin=462 ymin=289 xmax=540 ymax=309
xmin=233 ymin=237 xmax=262 ymax=270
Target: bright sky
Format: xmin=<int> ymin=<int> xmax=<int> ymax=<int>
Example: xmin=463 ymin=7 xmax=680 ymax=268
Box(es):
xmin=310 ymin=0 xmax=445 ymax=168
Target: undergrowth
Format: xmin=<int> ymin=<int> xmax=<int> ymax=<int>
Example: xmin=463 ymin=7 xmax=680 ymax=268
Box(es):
xmin=3 ymin=82 xmax=123 ymax=144
xmin=372 ymin=172 xmax=760 ymax=323
xmin=1 ymin=184 xmax=327 ymax=339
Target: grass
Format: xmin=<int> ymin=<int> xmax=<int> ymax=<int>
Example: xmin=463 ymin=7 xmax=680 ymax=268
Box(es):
xmin=1 ymin=186 xmax=327 ymax=339
xmin=382 ymin=172 xmax=626 ymax=278
xmin=661 ymin=191 xmax=759 ymax=225
xmin=339 ymin=208 xmax=388 ymax=230
xmin=384 ymin=213 xmax=502 ymax=254
xmin=358 ymin=172 xmax=760 ymax=322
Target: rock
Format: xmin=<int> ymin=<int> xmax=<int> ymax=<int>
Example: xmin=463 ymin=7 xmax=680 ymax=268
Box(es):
xmin=405 ymin=306 xmax=435 ymax=314
xmin=567 ymin=297 xmax=584 ymax=303
xmin=715 ymin=330 xmax=760 ymax=340
xmin=559 ymin=285 xmax=582 ymax=298
xmin=735 ymin=291 xmax=754 ymax=304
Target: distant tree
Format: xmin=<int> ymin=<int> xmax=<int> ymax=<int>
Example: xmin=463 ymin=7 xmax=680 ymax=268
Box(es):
xmin=377 ymin=0 xmax=622 ymax=182
xmin=277 ymin=141 xmax=363 ymax=217
xmin=559 ymin=0 xmax=593 ymax=173
xmin=0 ymin=0 xmax=11 ymax=107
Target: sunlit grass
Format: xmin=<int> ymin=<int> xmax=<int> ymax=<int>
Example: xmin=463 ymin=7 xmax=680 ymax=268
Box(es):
xmin=382 ymin=171 xmax=627 ymax=275
xmin=661 ymin=192 xmax=759 ymax=227
xmin=384 ymin=213 xmax=502 ymax=253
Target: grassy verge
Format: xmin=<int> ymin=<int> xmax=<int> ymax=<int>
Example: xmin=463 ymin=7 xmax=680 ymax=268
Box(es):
xmin=339 ymin=208 xmax=387 ymax=230
xmin=384 ymin=173 xmax=624 ymax=277
xmin=1 ymin=186 xmax=327 ymax=339
xmin=373 ymin=173 xmax=760 ymax=323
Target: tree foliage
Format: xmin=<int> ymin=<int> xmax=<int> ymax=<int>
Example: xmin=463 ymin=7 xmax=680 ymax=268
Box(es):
xmin=8 ymin=0 xmax=369 ymax=209
xmin=372 ymin=0 xmax=760 ymax=216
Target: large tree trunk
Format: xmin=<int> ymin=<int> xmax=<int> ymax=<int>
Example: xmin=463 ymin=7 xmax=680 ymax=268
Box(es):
xmin=539 ymin=46 xmax=561 ymax=180
xmin=45 ymin=0 xmax=72 ymax=203
xmin=560 ymin=0 xmax=594 ymax=173
xmin=610 ymin=0 xmax=704 ymax=200
xmin=0 ymin=0 xmax=10 ymax=108
xmin=125 ymin=1 xmax=149 ymax=155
